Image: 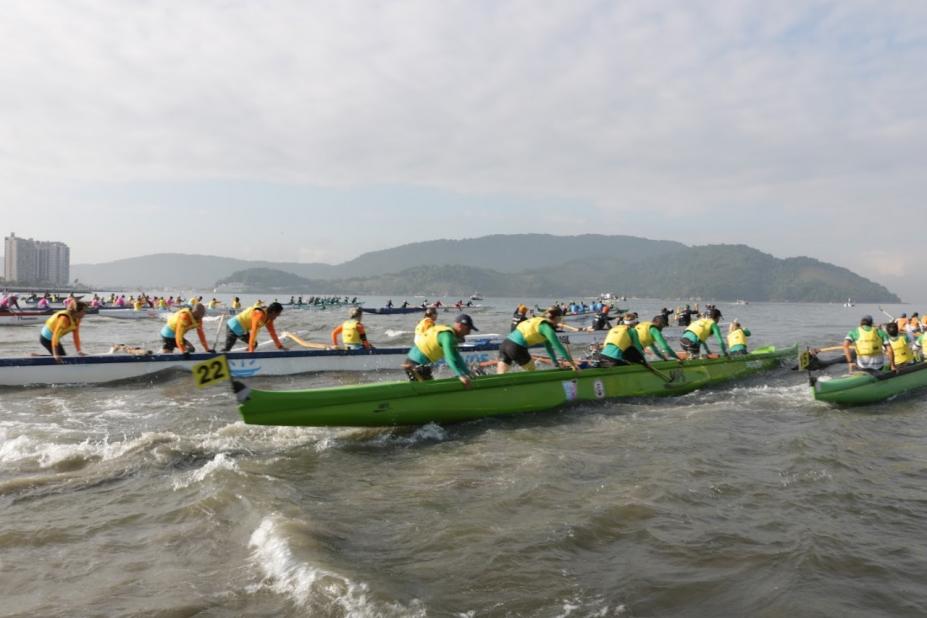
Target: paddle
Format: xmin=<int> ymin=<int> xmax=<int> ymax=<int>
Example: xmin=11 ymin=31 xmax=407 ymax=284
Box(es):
xmin=879 ymin=306 xmax=895 ymax=321
xmin=283 ymin=332 xmax=330 ymax=349
xmin=641 ymin=362 xmax=673 ymax=382
xmin=212 ymin=316 xmax=225 ymax=352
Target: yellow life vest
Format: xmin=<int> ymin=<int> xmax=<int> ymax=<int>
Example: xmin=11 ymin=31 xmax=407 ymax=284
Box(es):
xmin=516 ymin=317 xmax=553 ymax=346
xmin=889 ymin=335 xmax=914 ymax=365
xmin=416 ymin=325 xmax=455 ymax=362
xmin=341 ymin=319 xmax=362 ymax=345
xmin=727 ymin=328 xmax=749 ymax=349
xmin=854 ymin=326 xmax=883 ymax=357
xmin=414 ymin=317 xmax=435 ymax=346
xmin=166 ymin=308 xmax=200 ymax=335
xmin=157 ymin=299 xmax=166 ymax=309
xmin=634 ymin=322 xmax=656 ymax=348
xmin=235 ymin=305 xmax=268 ymax=330
xmin=686 ymin=318 xmax=716 ymax=342
xmin=604 ymin=325 xmax=633 ymax=351
xmin=208 ymin=300 xmax=219 ymax=309
xmin=44 ymin=310 xmax=77 ymax=336
xmin=133 ymin=300 xmax=144 ymax=311
xmin=231 ymin=299 xmax=241 ymax=310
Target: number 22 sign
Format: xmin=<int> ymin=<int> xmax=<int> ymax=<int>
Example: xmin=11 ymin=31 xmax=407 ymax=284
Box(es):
xmin=192 ymin=355 xmax=231 ymax=389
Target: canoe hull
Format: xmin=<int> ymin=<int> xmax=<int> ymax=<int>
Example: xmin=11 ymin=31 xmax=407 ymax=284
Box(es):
xmin=0 ymin=344 xmax=503 ymax=387
xmin=238 ymin=346 xmax=797 ymax=427
xmin=812 ymin=362 xmax=927 ymax=405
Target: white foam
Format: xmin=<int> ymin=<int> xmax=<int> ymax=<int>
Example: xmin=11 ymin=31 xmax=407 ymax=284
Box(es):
xmin=383 ymin=329 xmax=410 ymax=338
xmin=0 ymin=430 xmax=178 ymax=468
xmin=172 ymin=452 xmax=240 ymax=490
xmin=249 ymin=516 xmax=425 ymax=616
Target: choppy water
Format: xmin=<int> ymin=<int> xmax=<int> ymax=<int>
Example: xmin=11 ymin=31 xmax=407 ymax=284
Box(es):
xmin=2 ymin=296 xmax=926 ymax=617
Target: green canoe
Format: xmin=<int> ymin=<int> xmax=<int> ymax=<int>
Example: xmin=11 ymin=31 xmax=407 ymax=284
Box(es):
xmin=235 ymin=345 xmax=796 ymax=427
xmin=811 ymin=361 xmax=927 ymax=405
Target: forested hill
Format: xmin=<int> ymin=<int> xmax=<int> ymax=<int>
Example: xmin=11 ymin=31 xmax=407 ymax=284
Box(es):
xmin=72 ymin=234 xmax=685 ymax=288
xmin=214 ymin=244 xmax=900 ymax=302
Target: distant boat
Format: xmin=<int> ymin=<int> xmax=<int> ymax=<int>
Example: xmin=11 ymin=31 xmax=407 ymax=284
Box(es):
xmin=469 ymin=292 xmax=483 ymax=301
xmin=734 ymin=300 xmax=749 ymax=305
xmin=844 ymin=298 xmax=855 ymax=308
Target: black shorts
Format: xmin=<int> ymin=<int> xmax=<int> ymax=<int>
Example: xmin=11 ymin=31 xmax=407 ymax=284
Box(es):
xmin=39 ymin=335 xmax=65 ymax=356
xmin=223 ymin=327 xmax=250 ymax=352
xmin=498 ymin=339 xmax=532 ymax=366
xmin=162 ymin=336 xmax=194 ymax=353
xmin=402 ymin=361 xmax=434 ymax=382
xmin=680 ymin=337 xmax=702 ymax=354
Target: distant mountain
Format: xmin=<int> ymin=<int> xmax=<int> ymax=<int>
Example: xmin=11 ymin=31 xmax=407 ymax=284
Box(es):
xmin=214 ymin=244 xmax=900 ymax=302
xmin=71 ymin=234 xmax=684 ymax=288
xmin=216 ymin=268 xmax=314 ymax=291
xmin=71 ymin=253 xmax=338 ymax=290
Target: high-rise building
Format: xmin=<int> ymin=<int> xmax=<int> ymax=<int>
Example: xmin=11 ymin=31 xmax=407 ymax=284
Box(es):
xmin=3 ymin=233 xmax=70 ymax=285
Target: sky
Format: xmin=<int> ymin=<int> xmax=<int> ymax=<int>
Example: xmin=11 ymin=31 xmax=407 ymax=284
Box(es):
xmin=1 ymin=1 xmax=926 ymax=299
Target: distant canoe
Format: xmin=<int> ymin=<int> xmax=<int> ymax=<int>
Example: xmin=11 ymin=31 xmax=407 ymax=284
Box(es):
xmin=361 ymin=306 xmax=423 ymax=315
xmin=0 ymin=310 xmax=54 ymax=326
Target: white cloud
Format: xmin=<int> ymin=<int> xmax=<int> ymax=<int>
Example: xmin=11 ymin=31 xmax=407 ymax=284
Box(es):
xmin=0 ymin=0 xmax=925 ymax=282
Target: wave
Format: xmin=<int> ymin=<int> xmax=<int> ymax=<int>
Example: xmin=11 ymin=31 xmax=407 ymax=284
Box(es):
xmin=171 ymin=452 xmax=241 ymax=490
xmin=0 ymin=428 xmax=177 ymax=470
xmin=248 ymin=515 xmax=425 ymax=616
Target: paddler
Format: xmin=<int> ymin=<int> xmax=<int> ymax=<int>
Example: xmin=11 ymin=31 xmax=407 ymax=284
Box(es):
xmin=636 ymin=315 xmax=681 ymax=361
xmin=0 ymin=293 xmax=20 ymax=310
xmin=680 ymin=308 xmax=728 ymax=359
xmin=843 ymin=315 xmax=891 ymax=373
xmin=510 ymin=304 xmax=529 ymax=332
xmin=497 ymin=305 xmax=579 ymax=373
xmin=589 ymin=305 xmax=613 ymax=331
xmin=403 ymin=313 xmax=479 ymax=386
xmin=160 ymin=303 xmax=214 ymax=354
xmin=39 ymin=301 xmax=89 ymax=362
xmin=231 ymin=296 xmax=241 ymax=310
xmin=597 ymin=319 xmax=652 ymax=367
xmin=414 ymin=306 xmax=439 ymax=347
xmin=222 ymin=301 xmax=287 ymax=353
xmin=884 ymin=322 xmax=915 ymax=370
xmin=726 ymin=320 xmax=752 ymax=355
xmin=331 ymin=307 xmax=373 ymax=350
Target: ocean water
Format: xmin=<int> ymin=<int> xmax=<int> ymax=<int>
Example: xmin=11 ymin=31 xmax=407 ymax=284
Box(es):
xmin=1 ymin=296 xmax=926 ymax=617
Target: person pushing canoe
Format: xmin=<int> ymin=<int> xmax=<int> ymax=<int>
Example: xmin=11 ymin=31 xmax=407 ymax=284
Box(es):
xmin=39 ymin=301 xmax=88 ymax=362
xmin=510 ymin=304 xmax=530 ymax=332
xmin=843 ymin=314 xmax=890 ymax=373
xmin=331 ymin=307 xmax=373 ymax=350
xmin=223 ymin=302 xmax=287 ymax=353
xmin=497 ymin=305 xmax=579 ymax=373
xmin=680 ymin=308 xmax=728 ymax=359
xmin=404 ymin=313 xmax=479 ymax=386
xmin=160 ymin=303 xmax=213 ymax=354
xmin=726 ymin=320 xmax=751 ymax=355
xmin=636 ymin=315 xmax=681 ymax=361
xmin=414 ymin=306 xmax=439 ymax=347
xmin=884 ymin=321 xmax=915 ymax=370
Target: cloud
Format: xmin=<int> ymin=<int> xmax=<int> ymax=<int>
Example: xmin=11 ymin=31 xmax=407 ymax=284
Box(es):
xmin=0 ymin=0 xmax=925 ymax=277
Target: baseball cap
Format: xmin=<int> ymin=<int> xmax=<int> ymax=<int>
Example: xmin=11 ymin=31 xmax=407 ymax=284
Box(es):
xmin=455 ymin=314 xmax=479 ymax=331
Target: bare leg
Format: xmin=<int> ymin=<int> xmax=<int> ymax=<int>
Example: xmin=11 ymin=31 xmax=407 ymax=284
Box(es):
xmin=496 ymin=360 xmax=509 ymax=374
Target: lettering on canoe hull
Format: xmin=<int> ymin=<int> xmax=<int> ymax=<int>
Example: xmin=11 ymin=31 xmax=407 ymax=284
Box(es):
xmin=561 ymin=380 xmax=578 ymax=401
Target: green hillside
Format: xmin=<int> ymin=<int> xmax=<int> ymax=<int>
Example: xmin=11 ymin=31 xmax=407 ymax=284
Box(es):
xmin=214 ymin=244 xmax=900 ymax=302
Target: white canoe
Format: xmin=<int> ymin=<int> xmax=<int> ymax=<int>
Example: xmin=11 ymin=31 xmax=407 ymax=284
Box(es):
xmin=0 ymin=310 xmax=54 ymax=326
xmin=0 ymin=330 xmax=622 ymax=387
xmin=0 ymin=342 xmax=512 ymax=387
